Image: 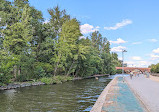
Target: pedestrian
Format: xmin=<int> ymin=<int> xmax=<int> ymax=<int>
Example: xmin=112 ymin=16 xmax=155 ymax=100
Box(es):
xmin=146 ymin=72 xmax=150 ymax=78
xmin=134 ymin=73 xmax=136 ymax=77
xmin=130 ymin=73 xmax=133 ymax=79
xmin=137 ymin=73 xmax=139 ymax=77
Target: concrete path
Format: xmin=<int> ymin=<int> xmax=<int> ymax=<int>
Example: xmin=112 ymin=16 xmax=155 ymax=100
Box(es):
xmin=126 ymin=75 xmax=159 ymax=112
xmin=90 ymin=77 xmax=116 ymax=112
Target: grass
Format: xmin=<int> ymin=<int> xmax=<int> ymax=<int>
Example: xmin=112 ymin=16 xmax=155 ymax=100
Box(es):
xmin=40 ymin=76 xmax=73 ymax=85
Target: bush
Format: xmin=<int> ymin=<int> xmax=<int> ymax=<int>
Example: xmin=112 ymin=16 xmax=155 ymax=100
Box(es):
xmin=116 ymin=69 xmax=122 ymax=74
xmin=66 ymin=76 xmax=73 ymax=81
xmin=52 ymin=76 xmax=62 ymax=83
xmin=40 ymin=77 xmax=53 ymax=84
xmin=0 ymin=73 xmax=11 ymax=85
xmin=34 ymin=62 xmax=53 ymax=74
xmin=40 ymin=76 xmax=73 ymax=85
xmin=53 ymin=76 xmax=73 ymax=83
xmin=16 ymin=74 xmax=28 ymax=82
xmin=34 ymin=66 xmax=46 ymax=79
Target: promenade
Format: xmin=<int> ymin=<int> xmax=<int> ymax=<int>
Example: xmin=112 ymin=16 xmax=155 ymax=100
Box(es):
xmin=126 ymin=75 xmax=159 ymax=112
xmin=91 ymin=76 xmax=147 ymax=112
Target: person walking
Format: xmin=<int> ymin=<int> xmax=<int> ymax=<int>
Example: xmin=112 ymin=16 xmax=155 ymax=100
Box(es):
xmin=130 ymin=72 xmax=133 ymax=79
xmin=137 ymin=73 xmax=139 ymax=77
xmin=146 ymin=72 xmax=150 ymax=78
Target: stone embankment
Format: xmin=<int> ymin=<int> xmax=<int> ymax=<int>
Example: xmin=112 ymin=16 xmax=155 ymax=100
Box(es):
xmin=0 ymin=74 xmax=109 ymax=91
xmin=91 ymin=76 xmax=148 ymax=112
xmin=90 ymin=77 xmax=117 ymax=112
xmin=0 ymin=82 xmax=45 ymax=90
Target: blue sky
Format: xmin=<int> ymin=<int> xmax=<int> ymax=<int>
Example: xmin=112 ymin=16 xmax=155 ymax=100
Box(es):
xmin=13 ymin=0 xmax=159 ymax=67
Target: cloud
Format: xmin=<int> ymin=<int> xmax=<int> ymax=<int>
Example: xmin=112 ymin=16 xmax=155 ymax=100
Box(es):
xmin=125 ymin=61 xmax=134 ymax=65
xmin=110 ymin=38 xmax=127 ymax=44
xmin=152 ymin=48 xmax=159 ymax=54
xmin=131 ymin=56 xmax=142 ymax=60
xmin=138 ymin=61 xmax=150 ymax=67
xmin=148 ymin=39 xmax=158 ymax=42
xmin=104 ymin=19 xmax=132 ymax=30
xmin=111 ymin=46 xmax=126 ymax=52
xmin=125 ymin=60 xmax=150 ymax=67
xmin=80 ymin=24 xmax=100 ymax=34
xmin=150 ymin=54 xmax=159 ymax=60
xmin=118 ymin=57 xmax=122 ymax=60
xmin=43 ymin=19 xmax=49 ymax=24
xmin=132 ymin=42 xmax=142 ymax=45
xmin=79 ymin=36 xmax=86 ymax=39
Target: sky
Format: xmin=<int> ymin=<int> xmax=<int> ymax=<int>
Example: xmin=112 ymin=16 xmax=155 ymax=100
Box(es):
xmin=12 ymin=0 xmax=159 ymax=67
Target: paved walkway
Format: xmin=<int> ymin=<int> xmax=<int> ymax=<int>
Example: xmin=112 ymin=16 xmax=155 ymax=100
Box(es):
xmin=102 ymin=77 xmax=146 ymax=112
xmin=126 ymin=75 xmax=159 ymax=112
xmin=150 ymin=75 xmax=159 ymax=82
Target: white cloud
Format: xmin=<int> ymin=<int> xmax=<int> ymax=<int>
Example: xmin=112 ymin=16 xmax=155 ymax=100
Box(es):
xmin=125 ymin=61 xmax=134 ymax=65
xmin=79 ymin=36 xmax=86 ymax=39
xmin=148 ymin=39 xmax=158 ymax=42
xmin=125 ymin=60 xmax=150 ymax=67
xmin=80 ymin=24 xmax=100 ymax=34
xmin=111 ymin=46 xmax=126 ymax=52
xmin=104 ymin=19 xmax=132 ymax=30
xmin=43 ymin=19 xmax=49 ymax=24
xmin=131 ymin=56 xmax=142 ymax=60
xmin=118 ymin=57 xmax=122 ymax=60
xmin=150 ymin=54 xmax=159 ymax=60
xmin=139 ymin=61 xmax=149 ymax=66
xmin=110 ymin=38 xmax=127 ymax=44
xmin=132 ymin=42 xmax=142 ymax=45
xmin=152 ymin=48 xmax=159 ymax=54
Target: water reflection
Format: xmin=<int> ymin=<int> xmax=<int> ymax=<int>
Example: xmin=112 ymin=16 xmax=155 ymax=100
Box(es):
xmin=0 ymin=76 xmax=112 ymax=112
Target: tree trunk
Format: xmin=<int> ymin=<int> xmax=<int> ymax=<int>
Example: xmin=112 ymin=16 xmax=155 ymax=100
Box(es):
xmin=18 ymin=66 xmax=21 ymax=76
xmin=54 ymin=53 xmax=61 ymax=76
xmin=54 ymin=62 xmax=59 ymax=76
xmin=14 ymin=65 xmax=17 ymax=78
xmin=66 ymin=60 xmax=75 ymax=76
xmin=75 ymin=69 xmax=80 ymax=77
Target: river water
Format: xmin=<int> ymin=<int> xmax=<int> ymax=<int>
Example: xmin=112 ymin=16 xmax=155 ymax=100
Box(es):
xmin=0 ymin=76 xmax=112 ymax=112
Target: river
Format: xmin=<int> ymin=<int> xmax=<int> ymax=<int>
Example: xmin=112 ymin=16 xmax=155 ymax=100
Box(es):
xmin=0 ymin=76 xmax=113 ymax=112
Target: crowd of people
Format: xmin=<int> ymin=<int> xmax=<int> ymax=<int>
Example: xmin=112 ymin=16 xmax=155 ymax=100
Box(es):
xmin=129 ymin=71 xmax=150 ymax=79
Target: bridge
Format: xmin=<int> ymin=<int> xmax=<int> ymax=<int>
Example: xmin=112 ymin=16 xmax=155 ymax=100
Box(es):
xmin=116 ymin=67 xmax=151 ymax=73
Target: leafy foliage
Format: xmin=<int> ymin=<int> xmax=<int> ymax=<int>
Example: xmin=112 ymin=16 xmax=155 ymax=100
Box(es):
xmin=0 ymin=0 xmax=121 ymax=84
xmin=149 ymin=64 xmax=159 ymax=73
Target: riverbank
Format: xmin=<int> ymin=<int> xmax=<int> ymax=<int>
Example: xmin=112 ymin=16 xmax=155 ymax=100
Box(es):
xmin=0 ymin=81 xmax=45 ymax=90
xmin=90 ymin=77 xmax=117 ymax=112
xmin=0 ymin=74 xmax=109 ymax=90
xmin=0 ymin=76 xmax=73 ymax=90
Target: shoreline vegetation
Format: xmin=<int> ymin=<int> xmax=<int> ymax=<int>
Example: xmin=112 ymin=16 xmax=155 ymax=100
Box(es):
xmin=0 ymin=74 xmax=109 ymax=90
xmin=0 ymin=0 xmax=122 ymax=86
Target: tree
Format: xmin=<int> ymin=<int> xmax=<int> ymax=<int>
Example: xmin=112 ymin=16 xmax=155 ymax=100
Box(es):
xmin=0 ymin=1 xmax=122 ymax=84
xmin=52 ymin=19 xmax=82 ymax=76
xmin=48 ymin=5 xmax=70 ymax=39
xmin=149 ymin=63 xmax=159 ymax=73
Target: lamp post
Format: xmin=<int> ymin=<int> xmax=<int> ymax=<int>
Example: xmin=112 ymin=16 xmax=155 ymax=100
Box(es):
xmin=122 ymin=49 xmax=127 ymax=74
